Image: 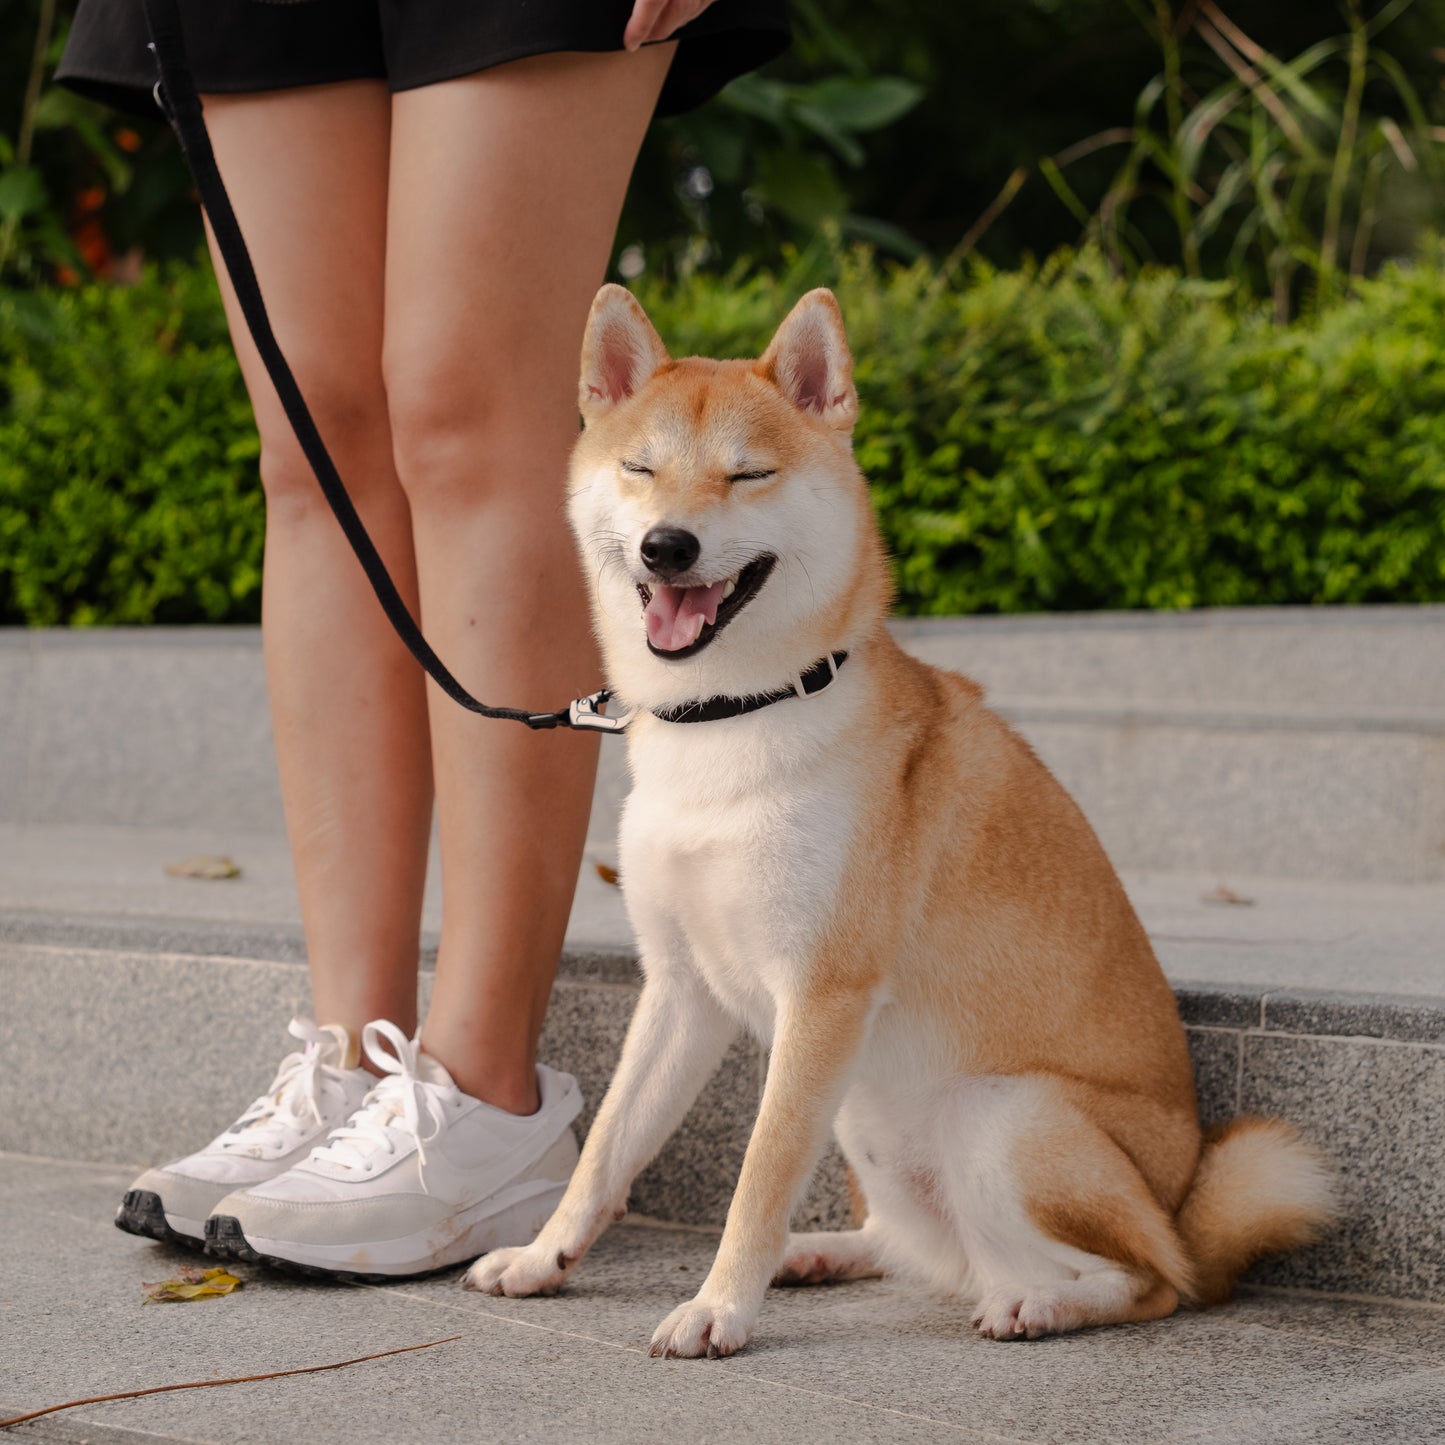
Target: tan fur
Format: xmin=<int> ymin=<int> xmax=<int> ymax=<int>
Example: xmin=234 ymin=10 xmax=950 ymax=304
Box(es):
xmin=1177 ymin=1117 xmax=1339 ymax=1304
xmin=464 ymin=285 xmax=1337 ymax=1352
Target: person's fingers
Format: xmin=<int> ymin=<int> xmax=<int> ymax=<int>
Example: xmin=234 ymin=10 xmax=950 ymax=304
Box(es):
xmin=624 ymin=0 xmax=672 ymax=51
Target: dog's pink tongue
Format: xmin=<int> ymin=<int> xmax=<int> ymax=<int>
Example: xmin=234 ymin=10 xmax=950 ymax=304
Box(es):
xmin=645 ymin=581 xmax=727 ymax=652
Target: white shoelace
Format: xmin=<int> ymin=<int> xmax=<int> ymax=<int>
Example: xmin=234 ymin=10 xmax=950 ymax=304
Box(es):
xmin=309 ymin=1020 xmax=459 ymax=1186
xmin=217 ymin=1016 xmax=348 ymax=1154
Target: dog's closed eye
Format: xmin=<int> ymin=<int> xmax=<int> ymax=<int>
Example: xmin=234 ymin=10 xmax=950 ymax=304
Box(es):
xmin=727 ymin=469 xmax=777 ymax=483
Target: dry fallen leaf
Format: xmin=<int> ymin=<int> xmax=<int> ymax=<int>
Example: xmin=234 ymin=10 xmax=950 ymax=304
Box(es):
xmin=142 ymin=1266 xmax=243 ymax=1303
xmin=594 ymin=862 xmax=621 ymax=888
xmin=165 ymin=855 xmax=241 ymax=881
xmin=1201 ymin=882 xmax=1255 ymax=907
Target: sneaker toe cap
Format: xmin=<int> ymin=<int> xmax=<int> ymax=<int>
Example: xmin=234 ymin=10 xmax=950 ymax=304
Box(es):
xmin=210 ymin=1189 xmax=452 ymax=1248
xmin=125 ymin=1167 xmax=232 ymax=1235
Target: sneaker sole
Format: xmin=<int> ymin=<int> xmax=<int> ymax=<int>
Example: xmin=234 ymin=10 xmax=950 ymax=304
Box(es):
xmin=204 ymin=1178 xmax=568 ymax=1283
xmin=115 ymin=1189 xmax=206 ymax=1250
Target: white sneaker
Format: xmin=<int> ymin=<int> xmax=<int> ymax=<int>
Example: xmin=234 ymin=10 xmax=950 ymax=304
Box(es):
xmin=115 ymin=1016 xmax=373 ymax=1247
xmin=205 ymin=1019 xmax=582 ymax=1280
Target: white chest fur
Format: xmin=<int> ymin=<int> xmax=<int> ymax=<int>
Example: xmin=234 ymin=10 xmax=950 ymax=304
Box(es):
xmin=617 ymin=692 xmax=860 ymax=1042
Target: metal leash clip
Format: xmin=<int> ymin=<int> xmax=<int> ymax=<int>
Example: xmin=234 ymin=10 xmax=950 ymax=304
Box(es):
xmin=558 ymin=689 xmax=633 ymax=734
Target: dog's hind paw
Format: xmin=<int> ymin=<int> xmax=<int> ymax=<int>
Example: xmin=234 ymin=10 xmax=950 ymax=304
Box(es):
xmin=971 ymin=1287 xmax=1080 ymax=1341
xmin=462 ymin=1243 xmax=570 ymax=1297
xmin=648 ymin=1296 xmax=755 ymax=1359
xmin=773 ymin=1229 xmax=882 ymax=1286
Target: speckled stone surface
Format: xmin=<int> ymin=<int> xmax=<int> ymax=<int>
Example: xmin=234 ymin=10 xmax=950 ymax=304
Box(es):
xmin=1176 ymin=984 xmax=1270 ymax=1029
xmin=0 ymin=642 xmax=32 ymax=822
xmin=16 ymin=631 xmax=281 ymax=830
xmin=890 ymin=606 xmax=1445 ymax=714
xmin=541 ymin=981 xmax=762 ymax=1228
xmin=8 ymin=1154 xmax=1445 ymax=1445
xmin=1262 ymin=989 xmax=1445 ymax=1045
xmin=5 ymin=825 xmax=1444 ymax=1000
xmin=1026 ymin=720 xmax=1445 ymax=883
xmin=1241 ymin=1032 xmax=1445 ymax=1301
xmin=0 ymin=942 xmax=313 ymax=1166
xmin=1186 ymin=1028 xmax=1241 ymax=1130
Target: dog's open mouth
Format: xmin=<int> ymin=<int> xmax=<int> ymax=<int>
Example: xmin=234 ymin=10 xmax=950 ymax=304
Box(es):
xmin=637 ymin=555 xmax=776 ymax=659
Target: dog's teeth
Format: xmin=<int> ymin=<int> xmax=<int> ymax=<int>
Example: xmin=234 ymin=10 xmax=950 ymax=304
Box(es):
xmin=722 ymin=577 xmax=737 ymax=599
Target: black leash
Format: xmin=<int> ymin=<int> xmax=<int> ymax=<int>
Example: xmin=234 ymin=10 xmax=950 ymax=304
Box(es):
xmin=141 ymin=0 xmax=623 ymax=734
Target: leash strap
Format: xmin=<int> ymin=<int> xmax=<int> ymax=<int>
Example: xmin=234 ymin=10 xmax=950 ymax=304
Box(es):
xmin=651 ymin=652 xmax=848 ymax=724
xmin=141 ymin=0 xmax=617 ymax=733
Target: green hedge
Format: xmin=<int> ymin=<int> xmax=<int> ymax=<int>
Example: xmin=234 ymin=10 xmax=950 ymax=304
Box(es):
xmin=637 ymin=246 xmax=1445 ymax=612
xmin=3 ymin=245 xmax=1444 ymax=625
xmin=0 ymin=269 xmax=261 ymax=625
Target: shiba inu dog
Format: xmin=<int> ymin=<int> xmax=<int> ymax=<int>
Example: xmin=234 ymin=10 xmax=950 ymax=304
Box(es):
xmin=463 ymin=286 xmax=1335 ymax=1356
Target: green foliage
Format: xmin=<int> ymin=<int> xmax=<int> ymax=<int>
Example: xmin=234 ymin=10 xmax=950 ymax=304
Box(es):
xmin=624 ymin=0 xmax=1445 ymax=284
xmin=635 ymin=240 xmax=1445 ymax=613
xmin=3 ymin=243 xmax=1444 ymax=626
xmin=5 ymin=0 xmax=1444 ymax=295
xmin=1037 ymin=0 xmax=1445 ymax=317
xmin=0 ymin=261 xmax=263 ymax=624
xmin=622 ymin=1 xmax=925 ymax=273
xmin=0 ymin=2 xmax=236 ymax=285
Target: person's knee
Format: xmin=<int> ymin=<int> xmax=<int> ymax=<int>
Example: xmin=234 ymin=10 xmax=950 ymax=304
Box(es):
xmin=384 ymin=344 xmax=574 ymax=515
xmin=255 ymin=371 xmax=396 ymax=523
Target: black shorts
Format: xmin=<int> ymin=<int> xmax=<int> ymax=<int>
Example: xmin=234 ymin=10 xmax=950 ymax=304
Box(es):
xmin=57 ymin=0 xmax=790 ymax=120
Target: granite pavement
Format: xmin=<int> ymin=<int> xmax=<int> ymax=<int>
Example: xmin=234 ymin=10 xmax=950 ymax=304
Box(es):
xmin=6 ymin=1154 xmax=1445 ymax=1445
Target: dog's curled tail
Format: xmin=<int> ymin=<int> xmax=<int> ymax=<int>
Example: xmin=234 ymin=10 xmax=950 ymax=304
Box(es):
xmin=1175 ymin=1116 xmax=1337 ymax=1305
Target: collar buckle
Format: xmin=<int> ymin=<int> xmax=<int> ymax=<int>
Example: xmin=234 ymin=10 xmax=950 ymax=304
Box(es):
xmin=794 ymin=650 xmax=842 ymax=698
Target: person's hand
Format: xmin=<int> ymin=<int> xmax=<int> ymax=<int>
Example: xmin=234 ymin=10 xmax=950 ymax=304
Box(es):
xmin=624 ymin=0 xmax=717 ymax=51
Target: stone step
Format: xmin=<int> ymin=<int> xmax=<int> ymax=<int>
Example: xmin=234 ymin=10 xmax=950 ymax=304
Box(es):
xmin=2 ymin=830 xmax=1442 ymax=1304
xmin=5 ymin=611 xmax=1443 ymax=881
xmin=890 ymin=605 xmax=1445 ymax=713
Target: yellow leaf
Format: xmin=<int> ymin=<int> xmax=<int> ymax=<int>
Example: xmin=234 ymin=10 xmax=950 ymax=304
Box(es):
xmin=142 ymin=1267 xmax=243 ymax=1303
xmin=165 ymin=855 xmax=242 ymax=881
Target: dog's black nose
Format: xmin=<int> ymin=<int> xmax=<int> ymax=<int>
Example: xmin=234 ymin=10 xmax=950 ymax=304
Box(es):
xmin=640 ymin=526 xmax=701 ymax=577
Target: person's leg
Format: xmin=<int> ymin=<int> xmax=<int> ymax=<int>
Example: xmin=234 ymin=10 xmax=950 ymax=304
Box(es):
xmin=202 ymin=82 xmax=432 ymax=1036
xmin=383 ymin=46 xmax=675 ymax=1113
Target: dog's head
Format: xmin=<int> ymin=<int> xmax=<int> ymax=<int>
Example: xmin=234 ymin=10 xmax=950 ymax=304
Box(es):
xmin=568 ymin=286 xmax=891 ymax=710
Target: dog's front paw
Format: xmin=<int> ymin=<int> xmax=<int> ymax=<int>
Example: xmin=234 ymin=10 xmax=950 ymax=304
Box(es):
xmin=462 ymin=1243 xmax=573 ymax=1298
xmin=648 ymin=1296 xmax=755 ymax=1359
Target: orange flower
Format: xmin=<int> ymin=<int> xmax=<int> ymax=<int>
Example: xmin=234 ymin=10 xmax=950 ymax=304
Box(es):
xmin=77 ymin=185 xmax=107 ymax=213
xmin=115 ymin=127 xmax=142 ymax=153
xmin=72 ymin=218 xmax=112 ymax=274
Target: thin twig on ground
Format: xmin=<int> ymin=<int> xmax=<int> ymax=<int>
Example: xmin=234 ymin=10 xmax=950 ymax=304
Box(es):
xmin=0 ymin=1335 xmax=462 ymax=1430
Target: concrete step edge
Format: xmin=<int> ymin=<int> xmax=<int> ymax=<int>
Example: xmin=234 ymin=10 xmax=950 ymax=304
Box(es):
xmin=4 ymin=912 xmax=1444 ymax=1047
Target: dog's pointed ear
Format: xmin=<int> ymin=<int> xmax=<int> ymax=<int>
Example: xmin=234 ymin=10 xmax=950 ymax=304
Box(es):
xmin=757 ymin=289 xmax=858 ymax=433
xmin=579 ymin=285 xmax=670 ymax=423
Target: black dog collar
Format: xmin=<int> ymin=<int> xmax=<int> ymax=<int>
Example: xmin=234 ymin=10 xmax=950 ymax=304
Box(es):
xmin=651 ymin=652 xmax=849 ymax=725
